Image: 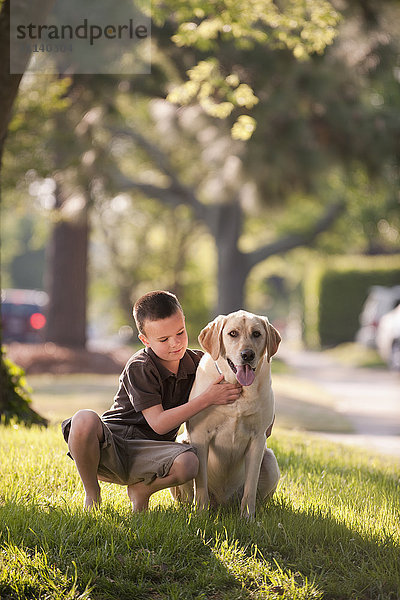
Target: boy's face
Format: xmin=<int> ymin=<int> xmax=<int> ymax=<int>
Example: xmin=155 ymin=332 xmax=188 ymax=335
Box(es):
xmin=139 ymin=310 xmax=188 ymax=368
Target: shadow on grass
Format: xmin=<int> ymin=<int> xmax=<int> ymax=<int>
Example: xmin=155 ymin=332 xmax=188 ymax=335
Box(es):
xmin=218 ymin=500 xmax=400 ymax=600
xmin=0 ymin=489 xmax=399 ymax=600
xmin=0 ymin=499 xmax=253 ymax=600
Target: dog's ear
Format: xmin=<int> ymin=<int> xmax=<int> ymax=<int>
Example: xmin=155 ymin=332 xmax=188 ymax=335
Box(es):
xmin=198 ymin=315 xmax=227 ymax=360
xmin=261 ymin=317 xmax=281 ymax=362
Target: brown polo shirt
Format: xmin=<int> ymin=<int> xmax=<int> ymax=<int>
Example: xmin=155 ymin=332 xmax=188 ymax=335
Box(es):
xmin=102 ymin=347 xmax=203 ymax=442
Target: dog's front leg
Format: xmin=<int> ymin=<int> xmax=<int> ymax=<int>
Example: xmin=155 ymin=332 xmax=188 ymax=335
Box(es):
xmin=241 ymin=436 xmax=266 ymax=519
xmin=193 ymin=441 xmax=210 ymax=510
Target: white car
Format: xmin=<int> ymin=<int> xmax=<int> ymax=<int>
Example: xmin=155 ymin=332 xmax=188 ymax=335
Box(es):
xmin=376 ymin=305 xmax=400 ymax=371
xmin=356 ymin=285 xmax=400 ymax=348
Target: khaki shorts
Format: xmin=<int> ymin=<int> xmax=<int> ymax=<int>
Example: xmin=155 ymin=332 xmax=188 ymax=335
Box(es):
xmin=62 ymin=418 xmax=196 ymax=486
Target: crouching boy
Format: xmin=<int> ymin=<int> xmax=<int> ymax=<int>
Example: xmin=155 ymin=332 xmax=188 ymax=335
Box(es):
xmin=62 ymin=290 xmax=242 ymax=510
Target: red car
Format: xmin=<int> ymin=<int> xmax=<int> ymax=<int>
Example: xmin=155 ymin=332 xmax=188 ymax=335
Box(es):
xmin=1 ymin=288 xmax=48 ymax=343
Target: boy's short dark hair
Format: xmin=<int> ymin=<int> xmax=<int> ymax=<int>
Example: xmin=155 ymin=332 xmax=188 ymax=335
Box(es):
xmin=133 ymin=290 xmax=183 ymax=334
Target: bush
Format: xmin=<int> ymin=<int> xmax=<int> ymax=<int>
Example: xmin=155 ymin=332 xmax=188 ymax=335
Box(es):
xmin=303 ymin=255 xmax=400 ymax=348
xmin=0 ymin=350 xmax=47 ymax=426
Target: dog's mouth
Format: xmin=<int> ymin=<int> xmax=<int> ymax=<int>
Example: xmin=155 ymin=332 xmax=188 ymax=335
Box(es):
xmin=227 ymin=358 xmax=255 ymax=387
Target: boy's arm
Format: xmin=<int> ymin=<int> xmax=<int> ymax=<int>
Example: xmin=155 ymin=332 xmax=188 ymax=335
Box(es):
xmin=142 ymin=375 xmax=241 ymax=436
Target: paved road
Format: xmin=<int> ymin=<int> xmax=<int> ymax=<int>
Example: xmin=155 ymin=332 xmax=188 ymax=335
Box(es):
xmin=279 ymin=344 xmax=400 ymax=460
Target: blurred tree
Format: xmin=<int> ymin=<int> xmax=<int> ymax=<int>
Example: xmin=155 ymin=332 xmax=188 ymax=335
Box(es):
xmin=3 ymin=0 xmax=399 ymax=356
xmin=2 ymin=0 xmax=342 ymax=349
xmin=0 ymin=0 xmax=54 ymax=421
xmin=44 ymin=102 xmax=91 ymax=348
xmin=111 ymin=0 xmax=399 ymax=313
xmin=2 ymin=74 xmax=93 ymax=348
xmin=87 ymin=0 xmax=341 ymax=314
xmin=111 ymin=111 xmax=344 ymax=313
xmin=92 ymin=194 xmax=212 ymax=339
xmin=155 ymin=0 xmax=339 ymax=140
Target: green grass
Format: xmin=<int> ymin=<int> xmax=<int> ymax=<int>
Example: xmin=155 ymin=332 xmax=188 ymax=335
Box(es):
xmin=1 ymin=424 xmax=399 ymax=600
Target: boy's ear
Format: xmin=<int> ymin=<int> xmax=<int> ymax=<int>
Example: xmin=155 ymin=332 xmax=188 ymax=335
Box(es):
xmin=138 ymin=333 xmax=150 ymax=347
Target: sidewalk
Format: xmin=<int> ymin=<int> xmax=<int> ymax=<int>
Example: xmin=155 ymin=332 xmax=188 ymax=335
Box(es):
xmin=278 ymin=344 xmax=400 ymax=460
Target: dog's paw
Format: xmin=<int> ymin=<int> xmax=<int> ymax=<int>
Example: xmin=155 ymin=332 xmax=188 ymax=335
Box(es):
xmin=195 ymin=493 xmax=210 ymax=511
xmin=240 ymin=499 xmax=256 ymax=520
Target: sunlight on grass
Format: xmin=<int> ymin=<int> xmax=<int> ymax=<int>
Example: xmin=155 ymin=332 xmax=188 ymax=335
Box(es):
xmin=0 ymin=542 xmax=92 ymax=600
xmin=0 ymin=424 xmax=399 ymax=599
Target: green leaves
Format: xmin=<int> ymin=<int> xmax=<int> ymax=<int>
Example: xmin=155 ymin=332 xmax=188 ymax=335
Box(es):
xmin=167 ymin=59 xmax=259 ymax=138
xmin=160 ymin=0 xmax=339 ymax=55
xmin=157 ymin=0 xmax=340 ymax=139
xmin=231 ymin=115 xmax=257 ymax=140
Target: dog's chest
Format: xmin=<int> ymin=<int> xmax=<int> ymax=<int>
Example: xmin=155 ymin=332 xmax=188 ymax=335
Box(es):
xmin=201 ymin=392 xmax=273 ymax=447
xmin=211 ymin=410 xmax=260 ymax=451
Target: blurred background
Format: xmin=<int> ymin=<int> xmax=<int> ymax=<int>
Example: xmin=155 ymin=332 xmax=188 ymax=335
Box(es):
xmin=1 ymin=0 xmax=399 ymax=445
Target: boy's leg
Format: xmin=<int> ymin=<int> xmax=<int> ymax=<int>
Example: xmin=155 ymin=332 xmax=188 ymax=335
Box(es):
xmin=67 ymin=410 xmax=105 ymax=509
xmin=127 ymin=450 xmax=199 ymax=511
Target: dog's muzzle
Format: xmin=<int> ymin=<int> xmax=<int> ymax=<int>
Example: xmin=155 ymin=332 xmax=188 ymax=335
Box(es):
xmin=227 ymin=355 xmax=256 ymax=386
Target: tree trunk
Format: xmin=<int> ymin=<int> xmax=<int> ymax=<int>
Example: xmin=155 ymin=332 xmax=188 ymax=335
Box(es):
xmin=216 ymin=247 xmax=248 ymax=315
xmin=0 ymin=1 xmax=23 ymax=154
xmin=45 ymin=189 xmax=89 ymax=347
xmin=208 ymin=201 xmax=250 ymax=315
xmin=208 ymin=199 xmax=345 ymax=316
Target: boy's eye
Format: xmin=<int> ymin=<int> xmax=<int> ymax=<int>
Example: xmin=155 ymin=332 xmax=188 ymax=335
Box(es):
xmin=160 ymin=338 xmax=168 ymax=343
xmin=177 ymin=331 xmax=185 ymax=336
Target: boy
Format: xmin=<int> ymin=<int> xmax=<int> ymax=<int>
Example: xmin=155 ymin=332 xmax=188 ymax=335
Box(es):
xmin=62 ymin=291 xmax=242 ymax=511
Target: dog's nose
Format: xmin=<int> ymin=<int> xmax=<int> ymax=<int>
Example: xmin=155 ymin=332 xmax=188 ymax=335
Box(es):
xmin=241 ymin=349 xmax=255 ymax=363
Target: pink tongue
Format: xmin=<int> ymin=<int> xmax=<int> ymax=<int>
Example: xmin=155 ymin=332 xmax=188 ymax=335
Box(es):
xmin=235 ymin=364 xmax=255 ymax=386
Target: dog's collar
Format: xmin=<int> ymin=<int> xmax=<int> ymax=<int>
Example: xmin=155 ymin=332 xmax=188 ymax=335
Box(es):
xmin=214 ymin=361 xmax=223 ymax=376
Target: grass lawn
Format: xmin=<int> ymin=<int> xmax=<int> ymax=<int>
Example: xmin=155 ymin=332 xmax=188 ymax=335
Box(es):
xmin=28 ymin=374 xmax=117 ymax=424
xmin=323 ymin=343 xmax=386 ymax=369
xmin=0 ymin=421 xmax=399 ymax=600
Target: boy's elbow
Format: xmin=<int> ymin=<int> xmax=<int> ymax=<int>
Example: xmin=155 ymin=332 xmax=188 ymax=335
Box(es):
xmin=152 ymin=424 xmax=165 ymax=435
xmin=149 ymin=419 xmax=168 ymax=436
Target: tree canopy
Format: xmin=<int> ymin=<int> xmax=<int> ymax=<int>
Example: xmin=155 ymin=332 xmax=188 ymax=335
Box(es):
xmin=1 ymin=0 xmax=399 ymax=355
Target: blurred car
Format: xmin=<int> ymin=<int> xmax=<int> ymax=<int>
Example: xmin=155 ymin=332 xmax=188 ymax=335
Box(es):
xmin=356 ymin=285 xmax=400 ymax=348
xmin=376 ymin=305 xmax=400 ymax=371
xmin=1 ymin=288 xmax=48 ymax=343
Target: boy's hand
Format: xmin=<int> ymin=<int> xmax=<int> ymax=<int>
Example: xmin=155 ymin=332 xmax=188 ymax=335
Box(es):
xmin=205 ymin=374 xmax=242 ymax=406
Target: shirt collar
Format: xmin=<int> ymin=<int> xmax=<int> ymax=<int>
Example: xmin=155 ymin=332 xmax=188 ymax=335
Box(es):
xmin=146 ymin=347 xmax=197 ymax=381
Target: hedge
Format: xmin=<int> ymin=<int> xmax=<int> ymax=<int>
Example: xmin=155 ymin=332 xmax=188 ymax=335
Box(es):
xmin=303 ymin=255 xmax=400 ymax=348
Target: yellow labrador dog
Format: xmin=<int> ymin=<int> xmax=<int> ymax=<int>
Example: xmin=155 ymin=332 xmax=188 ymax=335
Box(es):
xmin=175 ymin=310 xmax=281 ymax=518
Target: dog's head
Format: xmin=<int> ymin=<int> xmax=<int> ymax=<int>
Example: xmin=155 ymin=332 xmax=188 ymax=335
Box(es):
xmin=199 ymin=310 xmax=281 ymax=386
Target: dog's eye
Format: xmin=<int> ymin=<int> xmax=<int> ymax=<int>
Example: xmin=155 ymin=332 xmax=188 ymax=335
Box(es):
xmin=252 ymin=331 xmax=261 ymax=338
xmin=228 ymin=330 xmax=238 ymax=338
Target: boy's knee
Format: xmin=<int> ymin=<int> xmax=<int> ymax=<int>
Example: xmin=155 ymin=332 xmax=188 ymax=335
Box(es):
xmin=173 ymin=450 xmax=199 ymax=483
xmin=70 ymin=410 xmax=102 ymax=439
